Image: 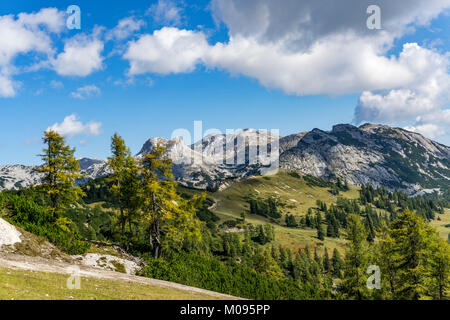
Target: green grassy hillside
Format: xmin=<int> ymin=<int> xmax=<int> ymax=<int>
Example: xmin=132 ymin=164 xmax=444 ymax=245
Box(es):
xmin=181 ymin=169 xmax=449 ymax=253
xmin=179 ymin=170 xmax=359 ymax=253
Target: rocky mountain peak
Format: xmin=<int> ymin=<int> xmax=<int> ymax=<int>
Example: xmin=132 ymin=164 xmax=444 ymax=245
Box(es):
xmin=1 ymin=124 xmax=448 ymax=194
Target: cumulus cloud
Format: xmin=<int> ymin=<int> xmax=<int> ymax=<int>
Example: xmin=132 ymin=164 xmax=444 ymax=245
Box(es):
xmin=148 ymin=0 xmax=183 ymax=26
xmin=354 ymin=43 xmax=450 ymax=138
xmin=0 ymin=8 xmax=64 ymax=97
xmin=70 ymin=85 xmax=101 ymax=99
xmin=0 ymin=74 xmax=16 ymax=97
xmin=211 ymin=0 xmax=450 ymax=50
xmin=17 ymin=8 xmax=65 ymax=33
xmin=125 ymin=1 xmax=450 ymax=95
xmin=106 ymin=17 xmax=145 ymax=41
xmin=123 ymin=0 xmax=450 ymax=139
xmin=124 ymin=27 xmax=209 ymax=75
xmin=52 ymin=32 xmax=104 ymax=77
xmin=404 ymin=124 xmax=446 ymax=139
xmin=47 ymin=114 xmax=102 ymax=137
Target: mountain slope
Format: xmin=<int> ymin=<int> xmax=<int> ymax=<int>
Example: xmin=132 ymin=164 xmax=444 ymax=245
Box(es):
xmin=280 ymin=124 xmax=450 ymax=193
xmin=0 ymin=158 xmax=110 ymax=191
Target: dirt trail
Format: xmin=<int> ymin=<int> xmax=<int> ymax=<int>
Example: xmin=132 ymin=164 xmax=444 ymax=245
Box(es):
xmin=0 ymin=252 xmax=240 ymax=300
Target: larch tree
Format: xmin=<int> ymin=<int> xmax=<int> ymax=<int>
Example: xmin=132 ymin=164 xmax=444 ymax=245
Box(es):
xmin=140 ymin=144 xmax=203 ymax=258
xmin=342 ymin=214 xmax=370 ymax=300
xmin=388 ymin=209 xmax=449 ymax=300
xmin=428 ymin=236 xmax=450 ymax=300
xmin=107 ymin=133 xmax=131 ymax=236
xmin=121 ymin=155 xmax=141 ymax=245
xmin=375 ymin=223 xmax=399 ymax=299
xmin=388 ymin=210 xmax=431 ymax=300
xmin=37 ymin=130 xmax=84 ymax=219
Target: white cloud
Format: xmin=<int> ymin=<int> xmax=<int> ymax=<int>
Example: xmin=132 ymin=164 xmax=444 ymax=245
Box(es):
xmin=0 ymin=74 xmax=16 ymax=97
xmin=50 ymin=80 xmax=64 ymax=89
xmin=70 ymin=85 xmax=101 ymax=99
xmin=106 ymin=17 xmax=145 ymax=41
xmin=404 ymin=124 xmax=446 ymax=139
xmin=52 ymin=33 xmax=104 ymax=77
xmin=122 ymin=0 xmax=450 ymax=140
xmin=17 ymin=8 xmax=65 ymax=33
xmin=354 ymin=43 xmax=450 ymax=139
xmin=124 ymin=27 xmax=208 ymax=75
xmin=0 ymin=8 xmax=64 ymax=97
xmin=124 ymin=1 xmax=450 ymax=95
xmin=148 ymin=0 xmax=183 ymax=26
xmin=47 ymin=114 xmax=102 ymax=137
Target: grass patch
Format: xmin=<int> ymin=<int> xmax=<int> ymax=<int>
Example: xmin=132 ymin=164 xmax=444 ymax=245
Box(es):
xmin=430 ymin=208 xmax=450 ymax=241
xmin=0 ymin=268 xmax=221 ymax=300
xmin=179 ymin=170 xmax=358 ymax=253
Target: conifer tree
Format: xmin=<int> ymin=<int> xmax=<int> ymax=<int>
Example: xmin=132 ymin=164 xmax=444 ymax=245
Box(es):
xmin=376 ymin=225 xmax=398 ymax=298
xmin=304 ymin=244 xmax=311 ymax=259
xmin=314 ymin=247 xmax=322 ymax=270
xmin=317 ymin=223 xmax=325 ymax=241
xmin=389 ymin=210 xmax=441 ymax=299
xmin=107 ymin=133 xmax=131 ymax=236
xmin=37 ymin=130 xmax=84 ymax=219
xmin=121 ymin=155 xmax=141 ymax=244
xmin=323 ymin=248 xmax=331 ymax=273
xmin=428 ymin=236 xmax=449 ymax=300
xmin=342 ymin=214 xmax=370 ymax=299
xmin=331 ymin=248 xmax=344 ymax=278
xmin=140 ymin=144 xmax=202 ymax=258
xmin=253 ymin=247 xmax=284 ymax=279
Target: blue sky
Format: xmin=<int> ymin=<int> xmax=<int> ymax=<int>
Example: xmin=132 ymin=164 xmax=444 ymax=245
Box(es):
xmin=1 ymin=0 xmax=450 ymax=165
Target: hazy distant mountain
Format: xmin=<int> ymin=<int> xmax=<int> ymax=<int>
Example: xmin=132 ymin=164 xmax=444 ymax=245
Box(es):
xmin=1 ymin=124 xmax=449 ymax=194
xmin=0 ymin=158 xmax=110 ymax=191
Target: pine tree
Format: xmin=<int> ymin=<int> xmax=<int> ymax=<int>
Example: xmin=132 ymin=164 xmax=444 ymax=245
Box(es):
xmin=314 ymin=247 xmax=322 ymax=270
xmin=37 ymin=130 xmax=84 ymax=219
xmin=107 ymin=133 xmax=131 ymax=236
xmin=331 ymin=248 xmax=344 ymax=278
xmin=140 ymin=144 xmax=203 ymax=258
xmin=342 ymin=214 xmax=370 ymax=300
xmin=286 ymin=214 xmax=298 ymax=227
xmin=323 ymin=248 xmax=331 ymax=273
xmin=317 ymin=223 xmax=325 ymax=241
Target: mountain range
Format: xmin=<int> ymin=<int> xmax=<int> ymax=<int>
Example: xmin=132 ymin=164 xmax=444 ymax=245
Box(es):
xmin=1 ymin=124 xmax=449 ymax=195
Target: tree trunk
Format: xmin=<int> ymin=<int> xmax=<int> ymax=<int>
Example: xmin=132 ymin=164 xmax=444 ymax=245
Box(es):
xmin=153 ymin=217 xmax=161 ymax=259
xmin=127 ymin=216 xmax=133 ymax=249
